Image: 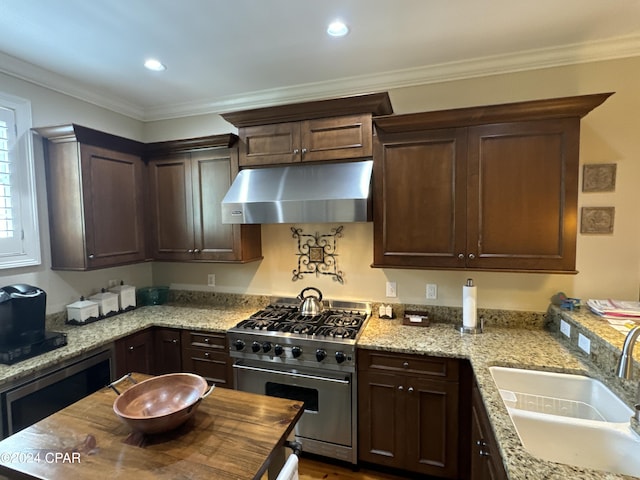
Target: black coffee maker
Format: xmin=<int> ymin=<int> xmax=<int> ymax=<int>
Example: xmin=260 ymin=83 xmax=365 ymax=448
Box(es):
xmin=0 ymin=284 xmax=66 ymax=364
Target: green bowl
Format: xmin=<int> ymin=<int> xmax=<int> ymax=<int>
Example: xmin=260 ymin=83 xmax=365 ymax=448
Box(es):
xmin=136 ymin=286 xmax=169 ymax=306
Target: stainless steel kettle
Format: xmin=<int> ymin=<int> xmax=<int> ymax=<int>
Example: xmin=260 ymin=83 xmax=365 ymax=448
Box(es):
xmin=297 ymin=287 xmax=323 ymax=316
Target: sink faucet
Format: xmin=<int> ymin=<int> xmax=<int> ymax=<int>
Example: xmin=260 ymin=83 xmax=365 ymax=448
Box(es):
xmin=616 ymin=326 xmax=640 ymax=379
xmin=616 ymin=326 xmax=640 ymax=424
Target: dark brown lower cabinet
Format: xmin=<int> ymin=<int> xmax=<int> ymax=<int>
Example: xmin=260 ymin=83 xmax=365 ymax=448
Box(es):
xmin=153 ymin=328 xmax=183 ymax=375
xmin=114 ymin=328 xmax=155 ymax=378
xmin=358 ymin=350 xmax=461 ymax=478
xmin=181 ymin=331 xmax=234 ymax=388
xmin=470 ymin=381 xmax=508 ymax=480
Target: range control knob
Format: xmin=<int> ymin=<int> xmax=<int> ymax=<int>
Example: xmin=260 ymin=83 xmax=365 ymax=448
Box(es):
xmin=291 ymin=346 xmax=302 ymax=358
xmin=335 ymin=351 xmax=346 ymax=364
xmin=251 ymin=341 xmax=261 ymax=353
xmin=315 ymin=349 xmax=327 ymax=362
xmin=233 ymin=339 xmax=245 ymax=351
xmin=274 ymin=344 xmax=284 ymax=356
xmin=262 ymin=342 xmax=272 ymax=353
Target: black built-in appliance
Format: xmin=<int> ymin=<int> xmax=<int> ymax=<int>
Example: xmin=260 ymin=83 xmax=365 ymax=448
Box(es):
xmin=0 ymin=284 xmax=67 ymax=364
xmin=228 ymin=296 xmax=370 ymax=465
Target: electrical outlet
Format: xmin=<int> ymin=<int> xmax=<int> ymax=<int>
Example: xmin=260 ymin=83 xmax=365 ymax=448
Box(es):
xmin=560 ymin=319 xmax=571 ymax=338
xmin=426 ymin=283 xmax=437 ymax=299
xmin=578 ymin=333 xmax=591 ymax=355
xmin=385 ymin=281 xmax=397 ymax=298
xmin=207 ymin=274 xmax=216 ymax=287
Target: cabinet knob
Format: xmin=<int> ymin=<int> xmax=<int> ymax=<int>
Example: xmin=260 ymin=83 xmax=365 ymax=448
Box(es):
xmin=408 ymin=387 xmax=414 ymax=393
xmin=128 ymin=346 xmax=134 ymax=351
xmin=204 ymin=337 xmax=210 ymax=343
xmin=458 ymin=253 xmax=465 ymax=260
xmin=193 ymin=249 xmax=200 ymax=254
xmin=398 ymin=385 xmax=404 ymax=391
xmin=479 ymin=449 xmax=490 ymax=457
xmin=187 ymin=249 xmax=194 ymax=253
xmin=293 ymin=148 xmax=299 ymax=154
xmin=301 ymin=148 xmax=307 ymax=155
xmin=172 ymin=339 xmax=178 ymax=344
xmin=204 ymin=352 xmax=210 ymax=358
xmin=468 ymin=253 xmax=476 ymax=259
xmin=403 ymin=361 xmax=409 ymax=368
xmin=88 ymin=254 xmax=95 ymax=259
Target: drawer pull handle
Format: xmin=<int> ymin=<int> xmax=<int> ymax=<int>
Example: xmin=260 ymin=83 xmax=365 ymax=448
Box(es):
xmin=403 ymin=361 xmax=409 ymax=368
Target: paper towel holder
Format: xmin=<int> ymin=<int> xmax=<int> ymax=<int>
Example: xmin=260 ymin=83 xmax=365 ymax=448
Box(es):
xmin=456 ymin=316 xmax=484 ymax=334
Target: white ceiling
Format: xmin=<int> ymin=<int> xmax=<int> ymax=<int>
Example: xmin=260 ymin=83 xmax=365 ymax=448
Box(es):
xmin=1 ymin=0 xmax=640 ymax=121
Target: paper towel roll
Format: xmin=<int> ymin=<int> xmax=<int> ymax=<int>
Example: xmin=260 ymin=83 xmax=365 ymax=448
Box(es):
xmin=462 ymin=279 xmax=477 ymax=328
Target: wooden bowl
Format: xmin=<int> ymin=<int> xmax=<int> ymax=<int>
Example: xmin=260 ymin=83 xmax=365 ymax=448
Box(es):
xmin=113 ymin=373 xmax=213 ymax=434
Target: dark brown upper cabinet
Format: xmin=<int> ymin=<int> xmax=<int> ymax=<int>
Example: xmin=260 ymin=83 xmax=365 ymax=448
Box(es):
xmin=35 ymin=124 xmax=147 ymax=270
xmin=146 ymin=135 xmax=262 ymax=263
xmin=372 ymin=93 xmax=612 ymax=273
xmin=221 ymin=92 xmax=393 ymax=167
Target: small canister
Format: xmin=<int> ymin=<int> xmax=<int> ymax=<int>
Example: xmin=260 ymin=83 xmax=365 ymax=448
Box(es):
xmin=89 ymin=288 xmax=119 ymax=318
xmin=109 ymin=282 xmax=136 ymax=312
xmin=66 ymin=297 xmax=100 ymax=324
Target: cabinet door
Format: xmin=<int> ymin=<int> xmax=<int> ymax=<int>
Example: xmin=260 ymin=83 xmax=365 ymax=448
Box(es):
xmin=300 ymin=114 xmax=372 ymax=162
xmin=357 ymin=369 xmax=405 ymax=468
xmin=471 ymin=383 xmax=508 ymax=480
xmin=372 ymin=128 xmax=468 ymax=268
xmin=80 ymin=145 xmax=146 ymax=268
xmin=405 ymin=376 xmax=460 ymax=478
xmin=191 ymin=148 xmax=262 ymax=262
xmin=114 ymin=329 xmax=154 ymax=378
xmin=466 ymin=118 xmax=579 ymax=272
xmin=148 ymin=154 xmax=195 ymax=261
xmin=238 ymin=122 xmax=300 ymax=166
xmin=153 ymin=328 xmax=182 ymax=375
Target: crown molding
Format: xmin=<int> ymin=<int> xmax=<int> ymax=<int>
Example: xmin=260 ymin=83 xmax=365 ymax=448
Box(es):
xmin=0 ymin=52 xmax=146 ymax=120
xmin=2 ymin=33 xmax=640 ymax=122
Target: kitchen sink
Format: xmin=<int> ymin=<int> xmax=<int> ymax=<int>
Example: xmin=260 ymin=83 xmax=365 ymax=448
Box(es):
xmin=489 ymin=366 xmax=633 ymax=422
xmin=489 ymin=366 xmax=640 ymax=477
xmin=508 ymin=409 xmax=640 ymax=477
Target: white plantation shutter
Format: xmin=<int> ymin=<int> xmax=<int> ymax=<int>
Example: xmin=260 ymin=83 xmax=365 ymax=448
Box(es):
xmin=0 ymin=93 xmax=40 ymax=268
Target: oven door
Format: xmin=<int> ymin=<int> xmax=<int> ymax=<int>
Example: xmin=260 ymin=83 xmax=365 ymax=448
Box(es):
xmin=233 ymin=360 xmax=352 ymax=447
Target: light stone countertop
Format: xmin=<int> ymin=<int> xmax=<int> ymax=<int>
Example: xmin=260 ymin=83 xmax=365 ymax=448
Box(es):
xmin=0 ymin=304 xmax=256 ymax=387
xmin=0 ymin=301 xmax=635 ymax=479
xmin=359 ymin=315 xmax=637 ymax=480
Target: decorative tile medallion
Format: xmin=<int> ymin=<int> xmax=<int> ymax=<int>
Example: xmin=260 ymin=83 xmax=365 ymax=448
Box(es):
xmin=580 ymin=206 xmax=615 ymax=234
xmin=582 ymin=163 xmax=616 ymax=192
xmin=291 ymin=226 xmax=344 ymax=284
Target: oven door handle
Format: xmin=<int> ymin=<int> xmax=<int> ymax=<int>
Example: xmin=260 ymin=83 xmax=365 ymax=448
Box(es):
xmin=233 ymin=363 xmax=350 ymax=385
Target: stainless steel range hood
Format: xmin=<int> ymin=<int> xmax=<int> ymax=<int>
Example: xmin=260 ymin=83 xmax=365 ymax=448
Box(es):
xmin=221 ymin=160 xmax=373 ymax=224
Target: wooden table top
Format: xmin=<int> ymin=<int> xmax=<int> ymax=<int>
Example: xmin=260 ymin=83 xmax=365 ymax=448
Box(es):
xmin=0 ymin=374 xmax=304 ymax=480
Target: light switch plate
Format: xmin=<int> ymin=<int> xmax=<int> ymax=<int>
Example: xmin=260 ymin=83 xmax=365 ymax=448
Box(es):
xmin=578 ymin=333 xmax=591 ymax=355
xmin=560 ymin=319 xmax=571 ymax=338
xmin=385 ymin=282 xmax=397 ymax=298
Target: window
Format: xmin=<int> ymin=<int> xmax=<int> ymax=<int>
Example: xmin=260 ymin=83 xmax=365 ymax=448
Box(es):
xmin=0 ymin=92 xmax=40 ymax=269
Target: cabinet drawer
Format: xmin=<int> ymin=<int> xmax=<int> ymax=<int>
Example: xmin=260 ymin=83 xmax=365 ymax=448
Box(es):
xmin=182 ymin=331 xmax=227 ymax=350
xmin=182 ymin=347 xmax=232 ymax=388
xmin=358 ymin=350 xmax=459 ymax=381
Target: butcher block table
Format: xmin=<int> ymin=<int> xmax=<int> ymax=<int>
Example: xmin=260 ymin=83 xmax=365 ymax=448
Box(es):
xmin=0 ymin=373 xmax=304 ymax=480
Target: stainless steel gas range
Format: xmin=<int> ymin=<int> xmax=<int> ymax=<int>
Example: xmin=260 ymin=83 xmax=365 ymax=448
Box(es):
xmin=227 ymin=297 xmax=371 ymax=465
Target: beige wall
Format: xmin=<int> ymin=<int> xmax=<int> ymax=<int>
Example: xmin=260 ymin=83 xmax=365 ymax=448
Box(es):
xmin=148 ymin=56 xmax=640 ymax=312
xmin=2 ymin=56 xmax=638 ymax=315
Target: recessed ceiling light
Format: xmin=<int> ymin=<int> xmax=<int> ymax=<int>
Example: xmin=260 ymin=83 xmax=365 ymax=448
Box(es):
xmin=327 ymin=20 xmax=349 ymax=37
xmin=144 ymin=59 xmax=166 ymax=71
